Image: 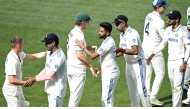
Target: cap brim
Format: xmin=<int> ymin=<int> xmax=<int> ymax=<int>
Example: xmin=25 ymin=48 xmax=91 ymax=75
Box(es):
xmin=41 ymin=40 xmax=52 ymax=43
xmin=111 ymin=21 xmax=121 ymax=24
xmin=163 ymin=3 xmax=169 ymax=8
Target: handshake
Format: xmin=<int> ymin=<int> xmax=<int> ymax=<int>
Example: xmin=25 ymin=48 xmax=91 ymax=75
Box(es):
xmin=23 ymin=77 xmax=37 ymax=87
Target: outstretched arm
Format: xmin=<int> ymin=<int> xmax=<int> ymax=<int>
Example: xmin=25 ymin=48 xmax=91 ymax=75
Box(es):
xmin=25 ymin=51 xmax=47 ymax=60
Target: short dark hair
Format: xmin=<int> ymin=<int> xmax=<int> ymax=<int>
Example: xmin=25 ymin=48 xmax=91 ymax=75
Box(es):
xmin=11 ymin=36 xmax=23 ymax=48
xmin=99 ymin=22 xmax=112 ymax=35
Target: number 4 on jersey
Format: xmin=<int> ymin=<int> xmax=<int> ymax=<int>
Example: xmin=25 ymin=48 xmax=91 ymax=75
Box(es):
xmin=145 ymin=22 xmax=150 ymax=36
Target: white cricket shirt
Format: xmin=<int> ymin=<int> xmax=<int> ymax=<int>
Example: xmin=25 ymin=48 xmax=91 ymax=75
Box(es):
xmin=142 ymin=11 xmax=165 ymax=58
xmin=3 ymin=51 xmax=26 ymax=89
xmin=97 ymin=36 xmax=120 ymax=78
xmin=45 ymin=48 xmax=67 ymax=97
xmin=163 ymin=25 xmax=190 ymax=60
xmin=119 ymin=27 xmax=145 ymax=63
xmin=67 ymin=26 xmax=87 ymax=74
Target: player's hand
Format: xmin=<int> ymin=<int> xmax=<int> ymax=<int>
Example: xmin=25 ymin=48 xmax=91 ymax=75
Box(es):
xmin=164 ymin=21 xmax=171 ymax=28
xmin=75 ymin=39 xmax=84 ymax=48
xmin=179 ymin=64 xmax=187 ymax=73
xmin=90 ymin=67 xmax=97 ymax=77
xmin=26 ymin=77 xmax=32 ymax=80
xmin=95 ymin=68 xmax=101 ymax=75
xmin=92 ymin=46 xmax=97 ymax=51
xmin=24 ymin=78 xmax=36 ymax=87
xmin=147 ymin=54 xmax=155 ymax=65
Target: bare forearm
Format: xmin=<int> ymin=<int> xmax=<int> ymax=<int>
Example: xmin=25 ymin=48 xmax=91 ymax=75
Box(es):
xmin=8 ymin=76 xmax=25 ymax=85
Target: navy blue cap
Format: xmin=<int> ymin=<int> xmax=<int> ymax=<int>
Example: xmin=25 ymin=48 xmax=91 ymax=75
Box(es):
xmin=166 ymin=10 xmax=181 ymax=19
xmin=152 ymin=0 xmax=169 ymax=8
xmin=112 ymin=15 xmax=128 ymax=24
xmin=41 ymin=33 xmax=59 ymax=44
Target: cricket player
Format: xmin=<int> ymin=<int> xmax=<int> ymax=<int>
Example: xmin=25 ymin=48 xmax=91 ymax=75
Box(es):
xmin=66 ymin=12 xmax=97 ymax=107
xmin=2 ymin=36 xmax=46 ymax=107
xmin=147 ymin=10 xmax=190 ymax=107
xmin=142 ymin=0 xmax=169 ymax=106
xmin=112 ymin=15 xmax=151 ymax=107
xmin=25 ymin=33 xmax=67 ymax=107
xmin=182 ymin=8 xmax=190 ymax=104
xmin=75 ymin=22 xmax=120 ymax=107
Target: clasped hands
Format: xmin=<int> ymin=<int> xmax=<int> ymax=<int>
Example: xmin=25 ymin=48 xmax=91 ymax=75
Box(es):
xmin=23 ymin=77 xmax=36 ymax=87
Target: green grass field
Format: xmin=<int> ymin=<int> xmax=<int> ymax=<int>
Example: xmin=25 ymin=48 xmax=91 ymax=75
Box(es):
xmin=0 ymin=0 xmax=190 ymax=107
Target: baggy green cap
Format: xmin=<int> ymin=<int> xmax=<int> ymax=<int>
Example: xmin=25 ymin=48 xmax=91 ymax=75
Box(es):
xmin=76 ymin=12 xmax=92 ymax=22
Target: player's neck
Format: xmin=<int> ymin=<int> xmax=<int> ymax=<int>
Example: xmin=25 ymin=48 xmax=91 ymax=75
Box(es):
xmin=172 ymin=23 xmax=180 ymax=30
xmin=50 ymin=47 xmax=59 ymax=55
xmin=12 ymin=48 xmax=20 ymax=56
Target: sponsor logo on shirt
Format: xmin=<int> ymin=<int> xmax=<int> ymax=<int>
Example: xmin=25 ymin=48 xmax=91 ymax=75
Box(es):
xmin=132 ymin=38 xmax=136 ymax=43
xmin=168 ymin=38 xmax=178 ymax=42
xmin=55 ymin=64 xmax=58 ymax=69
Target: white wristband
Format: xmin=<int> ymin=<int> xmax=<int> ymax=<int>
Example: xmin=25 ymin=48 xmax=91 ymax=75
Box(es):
xmin=37 ymin=52 xmax=45 ymax=58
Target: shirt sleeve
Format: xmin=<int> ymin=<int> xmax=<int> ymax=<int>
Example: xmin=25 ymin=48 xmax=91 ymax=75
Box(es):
xmin=6 ymin=57 xmax=17 ymax=76
xmin=183 ymin=29 xmax=190 ymax=44
xmin=156 ymin=20 xmax=165 ymax=38
xmin=128 ymin=33 xmax=138 ymax=47
xmin=19 ymin=51 xmax=27 ymax=59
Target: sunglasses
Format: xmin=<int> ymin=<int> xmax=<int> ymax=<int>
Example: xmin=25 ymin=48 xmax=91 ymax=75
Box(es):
xmin=114 ymin=18 xmax=124 ymax=26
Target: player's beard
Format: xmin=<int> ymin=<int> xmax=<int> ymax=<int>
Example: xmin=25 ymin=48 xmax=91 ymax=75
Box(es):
xmin=47 ymin=44 xmax=53 ymax=51
xmin=99 ymin=34 xmax=106 ymax=39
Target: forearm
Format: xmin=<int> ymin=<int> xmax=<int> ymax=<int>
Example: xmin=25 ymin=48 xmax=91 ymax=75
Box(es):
xmin=77 ymin=54 xmax=93 ymax=68
xmin=8 ymin=76 xmax=25 ymax=85
xmin=25 ymin=51 xmax=46 ymax=60
xmin=83 ymin=47 xmax=97 ymax=59
xmin=36 ymin=70 xmax=55 ymax=82
xmin=35 ymin=68 xmax=46 ymax=77
xmin=153 ymin=41 xmax=167 ymax=55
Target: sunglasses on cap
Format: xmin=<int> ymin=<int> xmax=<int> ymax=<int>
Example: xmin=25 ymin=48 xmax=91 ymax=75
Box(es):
xmin=43 ymin=36 xmax=53 ymax=44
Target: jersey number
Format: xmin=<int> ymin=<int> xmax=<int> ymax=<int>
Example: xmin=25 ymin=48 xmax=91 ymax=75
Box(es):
xmin=145 ymin=22 xmax=150 ymax=36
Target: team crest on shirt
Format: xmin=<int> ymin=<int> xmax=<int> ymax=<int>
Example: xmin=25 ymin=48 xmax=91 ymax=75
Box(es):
xmin=175 ymin=33 xmax=178 ymax=37
xmin=132 ymin=38 xmax=136 ymax=43
xmin=188 ymin=36 xmax=190 ymax=40
xmin=167 ymin=32 xmax=170 ymax=35
xmin=54 ymin=64 xmax=58 ymax=69
xmin=124 ymin=38 xmax=126 ymax=41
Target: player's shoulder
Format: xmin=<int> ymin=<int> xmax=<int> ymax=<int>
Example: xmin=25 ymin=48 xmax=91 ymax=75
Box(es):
xmin=127 ymin=27 xmax=139 ymax=35
xmin=180 ymin=25 xmax=188 ymax=32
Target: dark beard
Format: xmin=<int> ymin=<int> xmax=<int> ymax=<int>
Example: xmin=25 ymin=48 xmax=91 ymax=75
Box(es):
xmin=99 ymin=35 xmax=105 ymax=39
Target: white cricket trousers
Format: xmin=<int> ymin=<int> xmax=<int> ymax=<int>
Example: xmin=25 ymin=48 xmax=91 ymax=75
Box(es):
xmin=126 ymin=59 xmax=151 ymax=107
xmin=2 ymin=86 xmax=30 ymax=107
xmin=67 ymin=73 xmax=86 ymax=107
xmin=168 ymin=59 xmax=184 ymax=107
xmin=101 ymin=75 xmax=119 ymax=107
xmin=145 ymin=53 xmax=165 ymax=98
xmin=47 ymin=94 xmax=64 ymax=107
xmin=184 ymin=60 xmax=190 ymax=85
